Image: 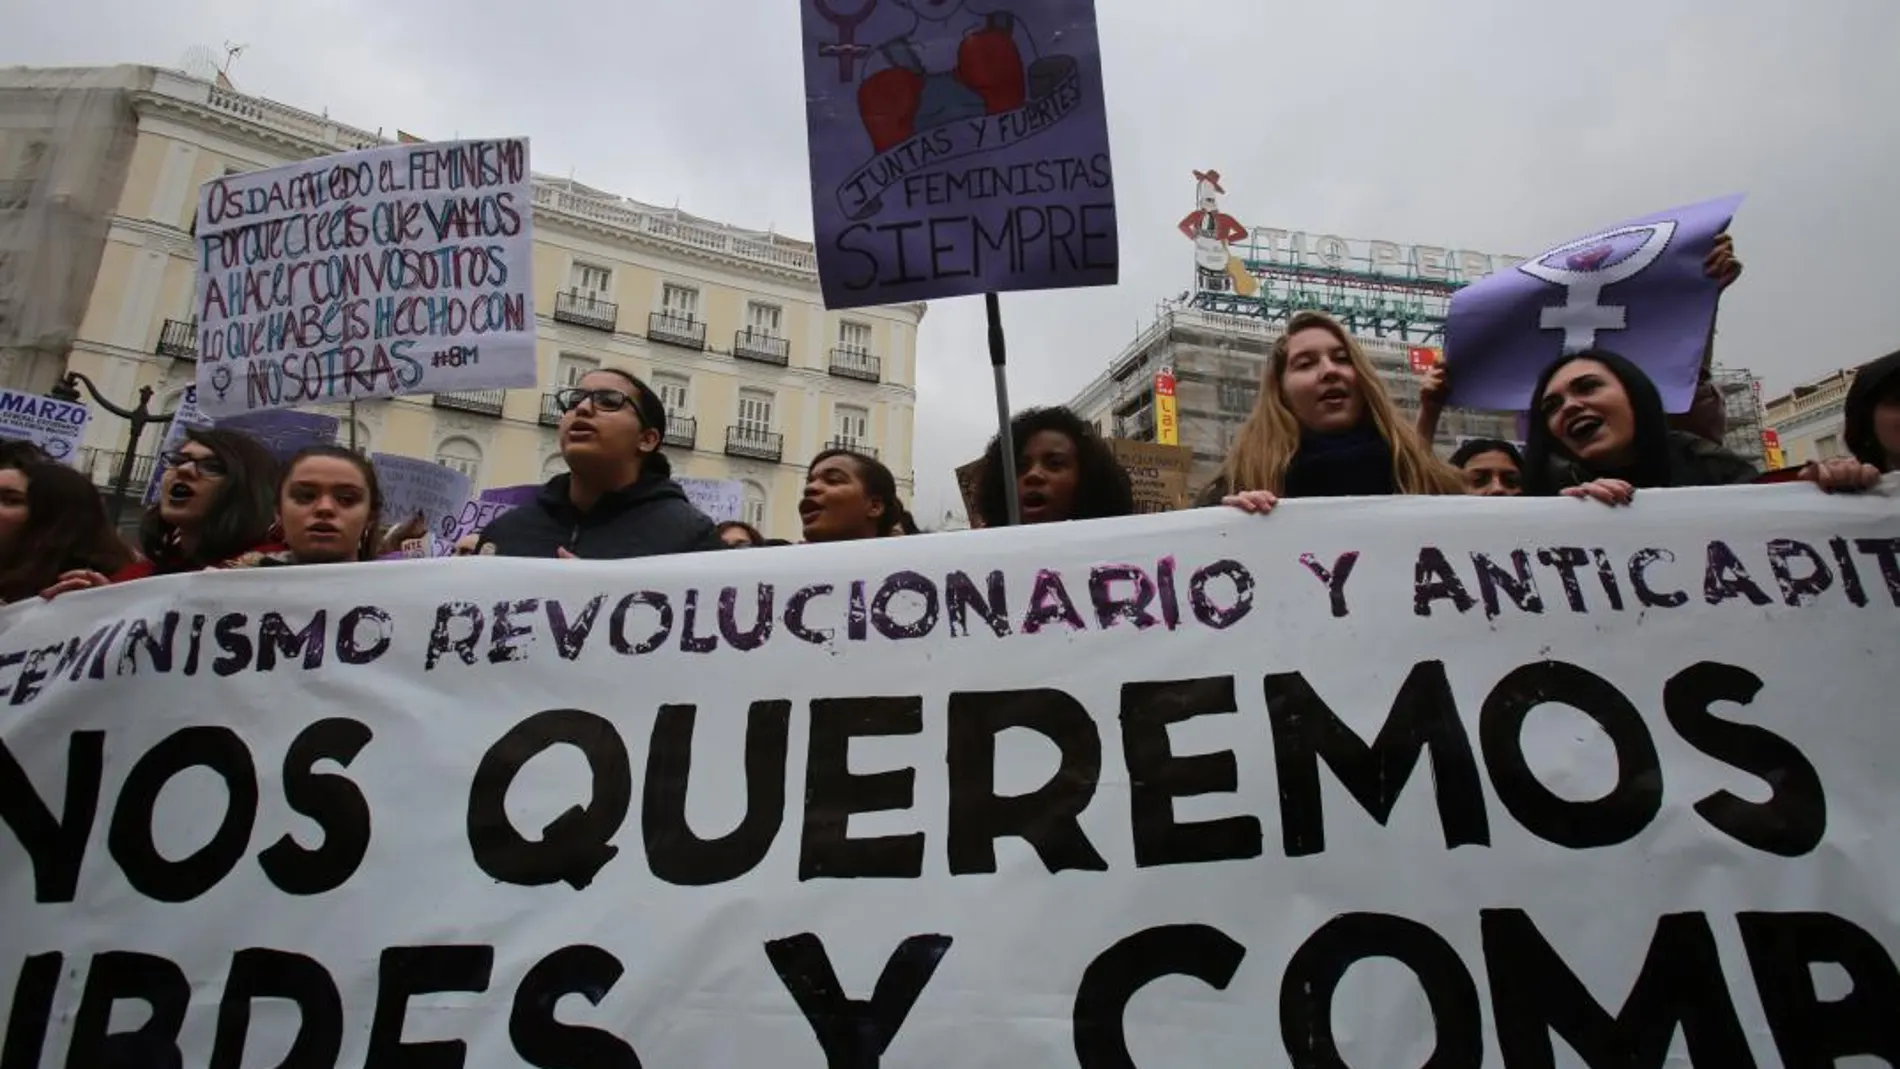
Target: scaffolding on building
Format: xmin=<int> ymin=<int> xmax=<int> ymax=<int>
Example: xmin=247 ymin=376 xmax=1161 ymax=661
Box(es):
xmin=0 ymin=66 xmax=147 ymax=393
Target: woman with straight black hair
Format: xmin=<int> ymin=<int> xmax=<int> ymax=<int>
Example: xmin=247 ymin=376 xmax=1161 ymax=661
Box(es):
xmin=43 ymin=427 xmax=279 ymax=594
xmin=800 ymin=448 xmax=908 ymax=543
xmin=974 ymin=406 xmax=1133 ymax=528
xmin=0 ymin=460 xmax=132 ymax=604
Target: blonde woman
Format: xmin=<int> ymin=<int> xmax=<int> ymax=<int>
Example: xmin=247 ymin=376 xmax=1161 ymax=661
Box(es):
xmin=1199 ymin=310 xmax=1464 ymax=514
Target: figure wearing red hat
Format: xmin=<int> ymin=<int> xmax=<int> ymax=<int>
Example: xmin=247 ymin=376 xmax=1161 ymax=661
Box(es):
xmin=1178 ymin=169 xmax=1256 ymax=297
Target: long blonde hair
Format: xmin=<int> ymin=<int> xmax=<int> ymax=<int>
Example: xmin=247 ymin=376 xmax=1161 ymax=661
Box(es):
xmin=1214 ymin=311 xmax=1464 ymax=497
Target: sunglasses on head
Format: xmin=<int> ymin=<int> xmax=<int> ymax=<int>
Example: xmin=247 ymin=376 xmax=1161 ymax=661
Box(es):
xmin=555 ymin=387 xmax=643 ymax=418
xmin=161 ymin=450 xmax=228 ymax=477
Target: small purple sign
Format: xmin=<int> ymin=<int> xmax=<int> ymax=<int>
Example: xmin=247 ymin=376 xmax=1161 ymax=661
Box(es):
xmin=217 ymin=409 xmax=340 ymax=461
xmin=800 ymin=0 xmax=1119 ymax=309
xmin=439 ymin=484 xmax=539 ymax=546
xmin=1444 ymin=194 xmax=1744 ymax=414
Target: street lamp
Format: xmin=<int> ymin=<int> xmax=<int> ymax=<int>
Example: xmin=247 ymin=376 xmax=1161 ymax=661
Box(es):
xmin=50 ymin=371 xmax=178 ymax=525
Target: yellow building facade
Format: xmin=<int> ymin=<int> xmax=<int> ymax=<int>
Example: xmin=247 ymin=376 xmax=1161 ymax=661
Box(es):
xmin=0 ymin=66 xmax=923 ymax=539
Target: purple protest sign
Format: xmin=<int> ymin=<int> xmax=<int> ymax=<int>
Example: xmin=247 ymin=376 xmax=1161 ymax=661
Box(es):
xmin=1444 ymin=194 xmax=1744 ymax=414
xmin=216 ymin=409 xmax=339 ymax=461
xmin=438 ymin=484 xmax=539 ymax=546
xmin=800 ymin=0 xmax=1118 ymax=309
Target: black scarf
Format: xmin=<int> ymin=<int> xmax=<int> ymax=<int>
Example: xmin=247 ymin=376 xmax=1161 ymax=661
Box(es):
xmin=1284 ymin=425 xmax=1396 ymax=498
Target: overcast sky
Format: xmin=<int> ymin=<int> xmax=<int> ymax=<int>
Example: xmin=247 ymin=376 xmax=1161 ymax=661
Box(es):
xmin=8 ymin=0 xmax=1898 ymax=519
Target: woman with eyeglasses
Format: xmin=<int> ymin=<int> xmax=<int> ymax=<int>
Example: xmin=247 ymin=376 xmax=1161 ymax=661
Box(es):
xmin=478 ymin=368 xmax=723 ymax=558
xmin=41 ymin=428 xmax=279 ymax=596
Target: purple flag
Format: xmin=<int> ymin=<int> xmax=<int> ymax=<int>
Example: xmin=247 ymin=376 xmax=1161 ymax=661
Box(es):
xmin=1444 ymin=194 xmax=1744 ymax=414
xmin=800 ymin=0 xmax=1118 ymax=309
xmin=216 ymin=409 xmax=340 ymax=462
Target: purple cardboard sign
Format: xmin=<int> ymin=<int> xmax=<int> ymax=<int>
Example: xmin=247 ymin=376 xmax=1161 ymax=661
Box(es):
xmin=800 ymin=0 xmax=1119 ymax=309
xmin=217 ymin=409 xmax=340 ymax=461
xmin=438 ymin=484 xmax=539 ymax=545
xmin=1444 ymin=194 xmax=1744 ymax=414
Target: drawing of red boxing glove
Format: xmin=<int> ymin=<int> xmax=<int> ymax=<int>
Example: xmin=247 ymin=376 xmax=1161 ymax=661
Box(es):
xmin=859 ymin=40 xmax=927 ymax=152
xmin=956 ymin=13 xmax=1026 ymax=114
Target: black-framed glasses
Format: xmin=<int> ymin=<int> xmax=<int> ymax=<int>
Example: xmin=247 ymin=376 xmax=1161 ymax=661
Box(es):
xmin=555 ymin=387 xmax=637 ymax=416
xmin=161 ymin=450 xmax=228 ymax=477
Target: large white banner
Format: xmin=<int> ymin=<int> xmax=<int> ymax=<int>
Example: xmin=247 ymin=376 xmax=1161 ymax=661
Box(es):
xmin=191 ymin=137 xmax=537 ymax=417
xmin=2 ymin=483 xmax=1897 ymax=1066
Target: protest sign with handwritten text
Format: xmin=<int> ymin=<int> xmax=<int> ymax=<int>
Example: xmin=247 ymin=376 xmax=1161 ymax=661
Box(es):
xmin=800 ymin=0 xmax=1118 ymax=308
xmin=2 ymin=483 xmax=1896 ymax=1064
xmin=371 ymin=453 xmax=470 ymax=539
xmin=1108 ymin=438 xmax=1194 ymax=513
xmin=678 ymin=477 xmax=743 ymax=524
xmin=440 ymin=484 xmax=539 ymax=545
xmin=192 ymin=138 xmax=537 ymax=417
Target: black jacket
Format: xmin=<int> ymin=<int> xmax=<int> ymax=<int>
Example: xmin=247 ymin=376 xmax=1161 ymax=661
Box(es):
xmin=478 ymin=470 xmax=724 ymax=559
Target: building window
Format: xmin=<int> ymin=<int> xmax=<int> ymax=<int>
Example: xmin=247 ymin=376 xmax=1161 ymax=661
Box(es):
xmin=1217 ymin=378 xmax=1256 ymax=414
xmin=743 ymin=480 xmax=767 ymax=529
xmin=737 ymin=389 xmax=775 ymax=435
xmin=570 ymin=263 xmax=611 ymax=297
xmin=1816 ymin=433 xmax=1841 ymax=458
xmin=556 ymin=354 xmax=600 ymax=387
xmin=435 ymin=436 xmax=483 ymax=483
xmin=838 ymin=320 xmax=873 ymax=354
xmin=745 ymin=302 xmax=783 ymax=336
xmin=651 ymin=372 xmax=689 ymax=415
xmin=662 ymin=284 xmax=700 ymax=323
xmin=833 ymin=404 xmax=869 ymax=448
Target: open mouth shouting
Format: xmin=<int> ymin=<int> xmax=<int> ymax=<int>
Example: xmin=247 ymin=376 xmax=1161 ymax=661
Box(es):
xmin=1563 ymin=412 xmax=1606 ymax=447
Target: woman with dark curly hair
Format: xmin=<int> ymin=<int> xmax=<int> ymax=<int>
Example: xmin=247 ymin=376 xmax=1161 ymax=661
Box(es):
xmin=974 ymin=406 xmax=1134 ymax=528
xmin=0 ymin=459 xmax=132 ymax=604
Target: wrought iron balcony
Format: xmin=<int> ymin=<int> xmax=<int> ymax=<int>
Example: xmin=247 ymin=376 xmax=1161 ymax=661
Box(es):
xmin=648 ymin=311 xmax=707 ymax=350
xmin=80 ymin=449 xmax=159 ymax=494
xmin=828 ymin=437 xmax=877 ymax=458
xmin=554 ymin=290 xmax=618 ymax=332
xmin=665 ymin=415 xmax=698 ymax=450
xmin=725 ymin=425 xmax=783 ymax=462
xmin=433 ymin=389 xmax=506 ymax=417
xmin=156 ymin=318 xmax=197 ymax=360
xmin=540 ymin=392 xmax=565 ymax=427
xmin=733 ymin=328 xmax=790 ymax=366
xmin=828 ymin=347 xmax=882 ymax=383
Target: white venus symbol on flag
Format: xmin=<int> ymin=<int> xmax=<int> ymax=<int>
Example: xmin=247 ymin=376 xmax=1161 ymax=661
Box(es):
xmin=1517 ymin=221 xmax=1677 ymax=352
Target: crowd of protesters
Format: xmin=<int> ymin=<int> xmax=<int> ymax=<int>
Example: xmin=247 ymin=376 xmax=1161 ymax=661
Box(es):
xmin=3 ymin=287 xmax=1895 ymax=602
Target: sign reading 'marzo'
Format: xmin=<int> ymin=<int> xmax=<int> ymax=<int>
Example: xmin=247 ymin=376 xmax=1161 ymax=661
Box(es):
xmin=191 ymin=137 xmax=537 ymax=418
xmin=0 ymin=486 xmax=1896 ymax=1065
xmin=800 ymin=0 xmax=1118 ymax=308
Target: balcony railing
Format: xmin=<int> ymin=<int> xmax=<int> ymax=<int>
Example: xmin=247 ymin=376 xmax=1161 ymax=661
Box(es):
xmin=665 ymin=415 xmax=698 ymax=450
xmin=554 ymin=290 xmax=618 ymax=332
xmin=79 ymin=449 xmax=159 ymax=494
xmin=733 ymin=329 xmax=790 ymax=366
xmin=828 ymin=437 xmax=877 ymax=458
xmin=156 ymin=318 xmax=197 ymax=360
xmin=434 ymin=389 xmax=506 ymax=417
xmin=540 ymin=392 xmax=565 ymax=427
xmin=725 ymin=425 xmax=783 ymax=462
xmin=828 ymin=347 xmax=882 ymax=383
xmin=649 ymin=311 xmax=707 ymax=350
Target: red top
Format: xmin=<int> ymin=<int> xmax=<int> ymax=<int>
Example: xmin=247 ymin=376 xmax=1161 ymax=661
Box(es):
xmin=109 ymin=543 xmax=290 ymax=583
